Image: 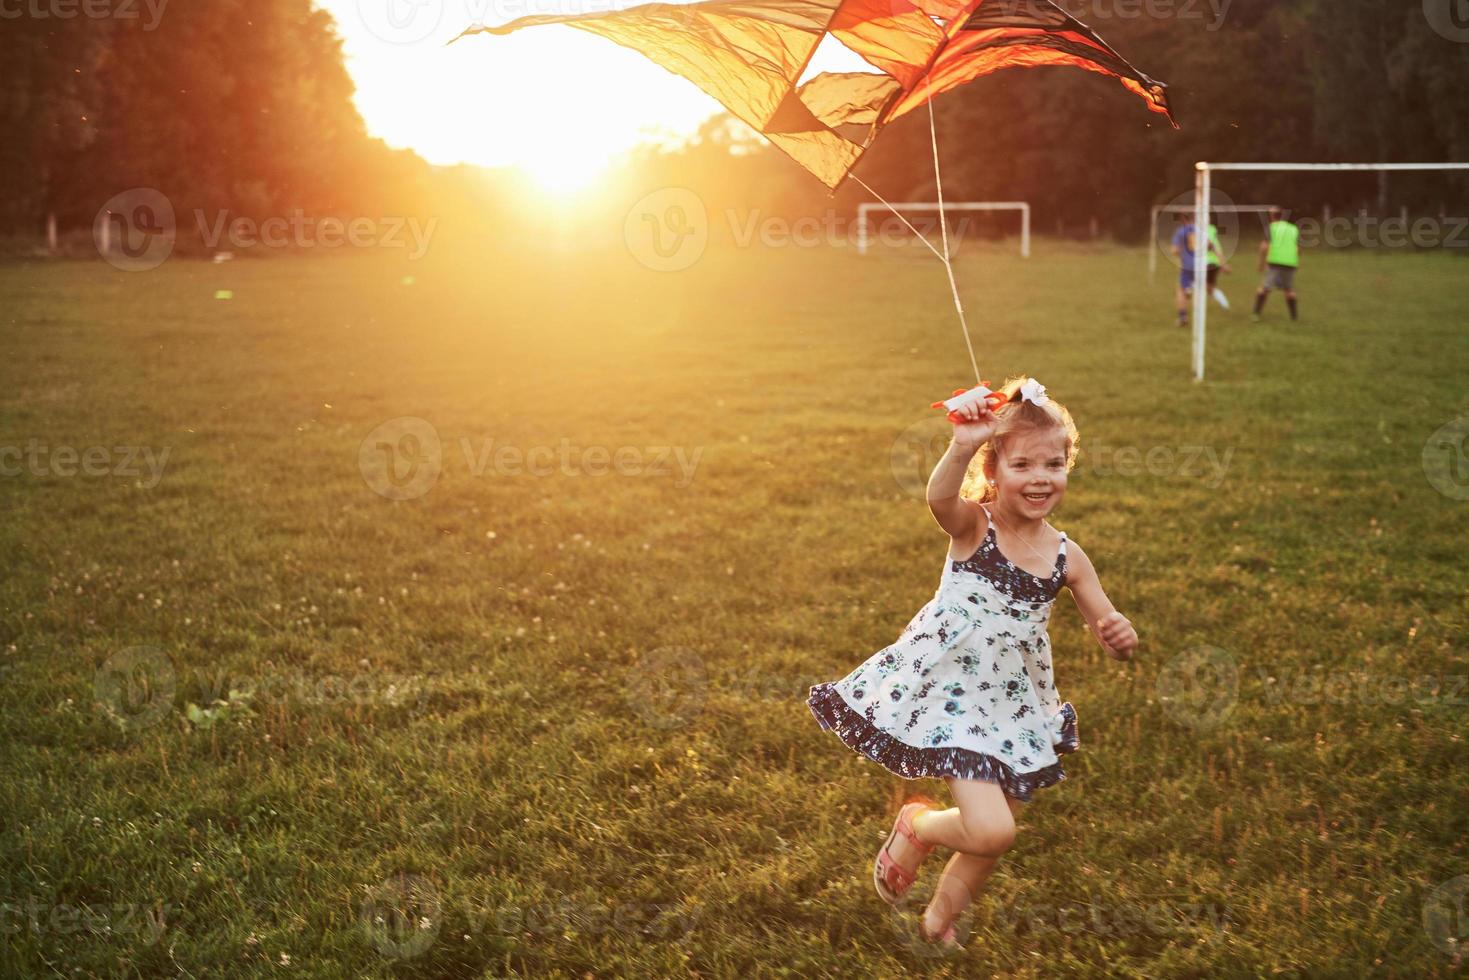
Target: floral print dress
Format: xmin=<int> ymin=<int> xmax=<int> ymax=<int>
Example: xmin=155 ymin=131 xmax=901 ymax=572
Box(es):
xmin=807 ymin=507 xmax=1080 ymax=802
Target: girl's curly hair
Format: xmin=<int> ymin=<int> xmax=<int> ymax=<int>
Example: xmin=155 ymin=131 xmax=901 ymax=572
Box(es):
xmin=961 ymin=377 xmax=1080 ymax=504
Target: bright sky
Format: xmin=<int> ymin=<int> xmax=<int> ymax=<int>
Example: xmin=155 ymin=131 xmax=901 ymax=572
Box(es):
xmin=316 ymin=0 xmax=869 ymax=190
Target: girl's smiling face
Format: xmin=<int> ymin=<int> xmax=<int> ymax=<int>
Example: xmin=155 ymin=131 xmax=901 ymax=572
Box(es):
xmin=991 ymin=427 xmax=1070 ymax=519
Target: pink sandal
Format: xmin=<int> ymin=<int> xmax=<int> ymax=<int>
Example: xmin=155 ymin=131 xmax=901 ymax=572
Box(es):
xmin=872 ymin=797 xmax=936 ymax=904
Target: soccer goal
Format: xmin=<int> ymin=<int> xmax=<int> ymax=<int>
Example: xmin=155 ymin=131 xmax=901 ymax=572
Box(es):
xmin=857 ymin=202 xmax=1030 ymax=258
xmin=1147 ymin=203 xmax=1276 ymax=280
xmin=1188 ymin=162 xmax=1469 ymax=381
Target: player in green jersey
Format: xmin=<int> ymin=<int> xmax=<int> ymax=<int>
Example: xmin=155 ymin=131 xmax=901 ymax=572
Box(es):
xmin=1253 ymin=207 xmax=1300 ymax=322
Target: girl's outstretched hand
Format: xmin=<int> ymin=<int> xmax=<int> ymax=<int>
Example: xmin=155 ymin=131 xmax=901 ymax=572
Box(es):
xmin=1095 ymin=613 xmax=1138 ymax=660
xmin=950 ymin=403 xmax=999 ymax=450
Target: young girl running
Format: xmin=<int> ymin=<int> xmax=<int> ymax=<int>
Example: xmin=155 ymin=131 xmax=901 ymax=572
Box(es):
xmin=806 ymin=377 xmax=1138 ymax=949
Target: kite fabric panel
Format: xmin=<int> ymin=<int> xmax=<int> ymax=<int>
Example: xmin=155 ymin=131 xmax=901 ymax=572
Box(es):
xmin=455 ymin=0 xmax=1175 ymax=189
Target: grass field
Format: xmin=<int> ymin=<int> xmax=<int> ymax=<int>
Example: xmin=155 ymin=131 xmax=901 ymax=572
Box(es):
xmin=1 ymin=236 xmax=1466 ymax=978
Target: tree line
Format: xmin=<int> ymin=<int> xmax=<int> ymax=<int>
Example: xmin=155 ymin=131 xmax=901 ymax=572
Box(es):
xmin=4 ymin=0 xmax=1467 ymax=245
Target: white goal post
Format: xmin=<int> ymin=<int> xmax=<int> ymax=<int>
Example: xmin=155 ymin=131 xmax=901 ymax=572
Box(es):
xmin=857 ymin=202 xmax=1031 ymax=257
xmin=1148 ymin=204 xmax=1276 ymax=280
xmin=1189 ymin=162 xmax=1469 ymax=381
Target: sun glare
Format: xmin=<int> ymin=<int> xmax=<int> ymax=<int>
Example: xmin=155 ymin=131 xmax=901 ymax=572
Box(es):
xmin=316 ymin=0 xmax=872 ymax=177
xmin=517 ymin=149 xmax=611 ymax=195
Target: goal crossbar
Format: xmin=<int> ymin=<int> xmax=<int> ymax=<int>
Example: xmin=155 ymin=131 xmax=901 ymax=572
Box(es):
xmin=857 ymin=202 xmax=1031 ymax=257
xmin=1189 ymin=162 xmax=1469 ymax=381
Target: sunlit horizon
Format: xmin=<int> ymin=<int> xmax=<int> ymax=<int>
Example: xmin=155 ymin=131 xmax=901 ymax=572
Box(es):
xmin=316 ymin=0 xmax=870 ymax=191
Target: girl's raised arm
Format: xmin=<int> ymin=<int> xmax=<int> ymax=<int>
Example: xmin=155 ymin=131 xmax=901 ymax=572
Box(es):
xmin=1064 ymin=542 xmax=1138 ymax=661
xmin=926 ymin=404 xmax=997 ymax=541
xmin=926 ymin=439 xmax=983 ymax=540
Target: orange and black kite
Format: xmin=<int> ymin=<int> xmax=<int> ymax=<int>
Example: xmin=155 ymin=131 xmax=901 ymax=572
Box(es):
xmin=456 ymin=0 xmax=1176 ymax=189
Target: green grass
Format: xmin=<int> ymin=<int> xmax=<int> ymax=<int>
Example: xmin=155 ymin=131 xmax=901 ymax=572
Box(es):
xmin=1 ymin=237 xmax=1466 ymax=977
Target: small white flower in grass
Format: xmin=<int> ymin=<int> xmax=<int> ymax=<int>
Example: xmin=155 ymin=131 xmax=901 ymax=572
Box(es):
xmin=278 ymin=952 xmax=290 ymax=966
xmin=1018 ymin=378 xmax=1050 ymax=406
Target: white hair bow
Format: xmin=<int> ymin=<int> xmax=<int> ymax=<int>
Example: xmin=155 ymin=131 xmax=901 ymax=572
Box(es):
xmin=1018 ymin=378 xmax=1050 ymax=407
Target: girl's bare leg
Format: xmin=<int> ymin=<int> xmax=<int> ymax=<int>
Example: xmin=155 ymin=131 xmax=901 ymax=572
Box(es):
xmin=911 ymin=778 xmax=1024 ymax=936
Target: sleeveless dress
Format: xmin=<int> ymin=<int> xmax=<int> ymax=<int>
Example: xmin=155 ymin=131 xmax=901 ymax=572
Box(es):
xmin=806 ymin=507 xmax=1080 ymax=802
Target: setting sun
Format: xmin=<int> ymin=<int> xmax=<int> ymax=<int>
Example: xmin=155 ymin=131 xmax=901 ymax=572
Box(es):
xmin=314 ymin=0 xmax=870 ymax=183
xmin=315 ymin=0 xmax=718 ymax=176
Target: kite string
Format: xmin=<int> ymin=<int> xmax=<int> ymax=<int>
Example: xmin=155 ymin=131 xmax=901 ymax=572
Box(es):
xmin=926 ymin=97 xmax=982 ymax=385
xmin=848 ymin=102 xmax=982 ymax=386
xmin=849 ymin=175 xmax=946 ymax=262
